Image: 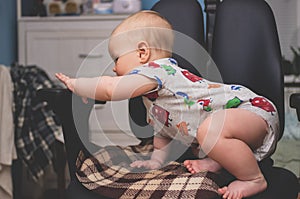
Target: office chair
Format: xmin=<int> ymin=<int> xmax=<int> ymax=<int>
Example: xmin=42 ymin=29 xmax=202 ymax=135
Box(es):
xmin=37 ymin=0 xmax=300 ymax=198
xmin=211 ymin=0 xmax=299 ymax=198
xmin=38 ymin=0 xmax=206 ymax=198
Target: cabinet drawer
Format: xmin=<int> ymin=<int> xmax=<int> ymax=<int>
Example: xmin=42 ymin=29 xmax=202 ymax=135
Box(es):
xmin=89 ymin=100 xmax=131 ymax=132
xmin=89 ymin=99 xmax=135 ymax=146
xmin=26 ymin=30 xmax=113 ymax=78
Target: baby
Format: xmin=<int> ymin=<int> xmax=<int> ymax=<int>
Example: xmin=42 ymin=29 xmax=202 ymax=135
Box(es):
xmin=56 ymin=10 xmax=279 ymax=199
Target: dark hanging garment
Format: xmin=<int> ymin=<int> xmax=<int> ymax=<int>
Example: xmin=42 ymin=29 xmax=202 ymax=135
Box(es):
xmin=10 ymin=64 xmax=62 ymax=181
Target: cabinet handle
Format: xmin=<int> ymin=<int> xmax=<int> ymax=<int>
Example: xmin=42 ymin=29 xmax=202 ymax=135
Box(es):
xmin=78 ymin=54 xmax=103 ymax=59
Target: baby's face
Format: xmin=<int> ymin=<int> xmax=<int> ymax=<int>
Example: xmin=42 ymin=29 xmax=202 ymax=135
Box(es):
xmin=112 ymin=49 xmax=141 ymax=76
xmin=109 ymin=31 xmax=145 ymax=76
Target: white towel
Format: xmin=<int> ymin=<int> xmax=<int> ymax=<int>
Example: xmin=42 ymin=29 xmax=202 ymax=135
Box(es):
xmin=0 ymin=65 xmax=17 ymax=199
xmin=0 ymin=65 xmax=17 ymax=165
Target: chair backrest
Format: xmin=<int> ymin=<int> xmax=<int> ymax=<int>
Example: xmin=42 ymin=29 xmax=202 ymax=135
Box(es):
xmin=152 ymin=0 xmax=205 ymax=76
xmin=211 ymin=0 xmax=285 ymax=139
xmin=37 ymin=89 xmax=100 ymax=182
xmin=129 ymin=0 xmax=205 ymax=141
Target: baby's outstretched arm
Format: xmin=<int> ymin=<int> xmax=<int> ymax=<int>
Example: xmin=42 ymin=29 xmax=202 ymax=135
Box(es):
xmin=55 ymin=73 xmax=157 ymax=101
xmin=131 ymin=136 xmax=171 ymax=170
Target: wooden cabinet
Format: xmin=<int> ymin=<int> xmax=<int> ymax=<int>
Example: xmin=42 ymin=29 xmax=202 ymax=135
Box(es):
xmin=18 ymin=15 xmax=139 ymax=145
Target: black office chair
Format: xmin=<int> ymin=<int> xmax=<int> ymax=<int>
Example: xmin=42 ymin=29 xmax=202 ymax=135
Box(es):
xmin=38 ymin=0 xmax=206 ymax=198
xmin=211 ymin=0 xmax=299 ymax=198
xmin=37 ymin=0 xmax=300 ymax=198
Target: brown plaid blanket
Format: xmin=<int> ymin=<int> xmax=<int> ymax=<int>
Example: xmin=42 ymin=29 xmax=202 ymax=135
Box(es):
xmin=76 ymin=143 xmax=221 ymax=199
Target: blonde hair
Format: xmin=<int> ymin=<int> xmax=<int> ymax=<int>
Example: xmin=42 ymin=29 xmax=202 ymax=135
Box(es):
xmin=112 ymin=10 xmax=172 ymax=34
xmin=109 ymin=10 xmax=174 ymax=59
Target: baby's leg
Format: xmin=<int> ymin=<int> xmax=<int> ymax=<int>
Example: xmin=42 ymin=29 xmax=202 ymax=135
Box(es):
xmin=196 ymin=109 xmax=268 ymax=198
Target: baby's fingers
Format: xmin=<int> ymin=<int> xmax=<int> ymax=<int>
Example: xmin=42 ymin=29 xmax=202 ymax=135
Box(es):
xmin=82 ymin=97 xmax=88 ymax=104
xmin=130 ymin=161 xmax=144 ymax=168
xmin=55 ymin=73 xmax=75 ymax=92
xmin=55 ymin=73 xmax=69 ymax=83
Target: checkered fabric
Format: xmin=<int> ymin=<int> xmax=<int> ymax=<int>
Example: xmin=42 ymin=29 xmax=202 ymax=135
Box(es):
xmin=76 ymin=143 xmax=220 ymax=199
xmin=10 ymin=64 xmax=62 ymax=181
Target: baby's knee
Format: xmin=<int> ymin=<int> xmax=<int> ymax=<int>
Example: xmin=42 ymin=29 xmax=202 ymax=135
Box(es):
xmin=196 ymin=118 xmax=212 ymax=144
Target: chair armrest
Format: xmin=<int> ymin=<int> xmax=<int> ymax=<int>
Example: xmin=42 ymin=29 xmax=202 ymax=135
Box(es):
xmin=37 ymin=88 xmax=105 ymax=112
xmin=290 ymin=93 xmax=300 ymax=121
xmin=37 ymin=88 xmax=72 ymax=114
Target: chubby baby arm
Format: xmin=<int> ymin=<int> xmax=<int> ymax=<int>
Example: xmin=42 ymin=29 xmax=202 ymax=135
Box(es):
xmin=56 ymin=73 xmax=157 ymax=101
xmin=130 ymin=136 xmax=171 ymax=170
xmin=56 ymin=73 xmax=112 ymax=101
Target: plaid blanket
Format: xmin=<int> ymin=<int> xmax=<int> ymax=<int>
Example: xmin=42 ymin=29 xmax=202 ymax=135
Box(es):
xmin=76 ymin=143 xmax=221 ymax=199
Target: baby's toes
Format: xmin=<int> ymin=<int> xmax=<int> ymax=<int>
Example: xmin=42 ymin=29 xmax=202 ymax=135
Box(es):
xmin=227 ymin=191 xmax=238 ymax=199
xmin=233 ymin=191 xmax=242 ymax=199
xmin=218 ymin=186 xmax=227 ymax=195
xmin=183 ymin=160 xmax=191 ymax=167
xmin=187 ymin=167 xmax=194 ymax=173
xmin=185 ymin=165 xmax=194 ymax=173
xmin=222 ymin=190 xmax=230 ymax=198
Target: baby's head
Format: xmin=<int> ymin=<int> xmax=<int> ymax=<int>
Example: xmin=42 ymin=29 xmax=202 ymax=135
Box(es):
xmin=109 ymin=11 xmax=174 ymax=63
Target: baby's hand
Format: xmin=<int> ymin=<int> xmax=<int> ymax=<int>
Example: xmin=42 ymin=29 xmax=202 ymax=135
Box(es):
xmin=130 ymin=160 xmax=162 ymax=170
xmin=55 ymin=73 xmax=88 ymax=104
xmin=55 ymin=73 xmax=75 ymax=92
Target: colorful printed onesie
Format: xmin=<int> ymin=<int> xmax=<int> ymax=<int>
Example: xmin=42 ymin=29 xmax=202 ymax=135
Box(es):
xmin=128 ymin=58 xmax=279 ymax=161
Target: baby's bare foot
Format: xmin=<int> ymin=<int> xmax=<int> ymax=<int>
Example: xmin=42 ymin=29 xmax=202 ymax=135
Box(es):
xmin=218 ymin=175 xmax=267 ymax=199
xmin=183 ymin=158 xmax=222 ymax=174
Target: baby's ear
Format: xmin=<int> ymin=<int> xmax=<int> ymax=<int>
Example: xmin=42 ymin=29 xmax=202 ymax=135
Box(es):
xmin=137 ymin=41 xmax=151 ymax=64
